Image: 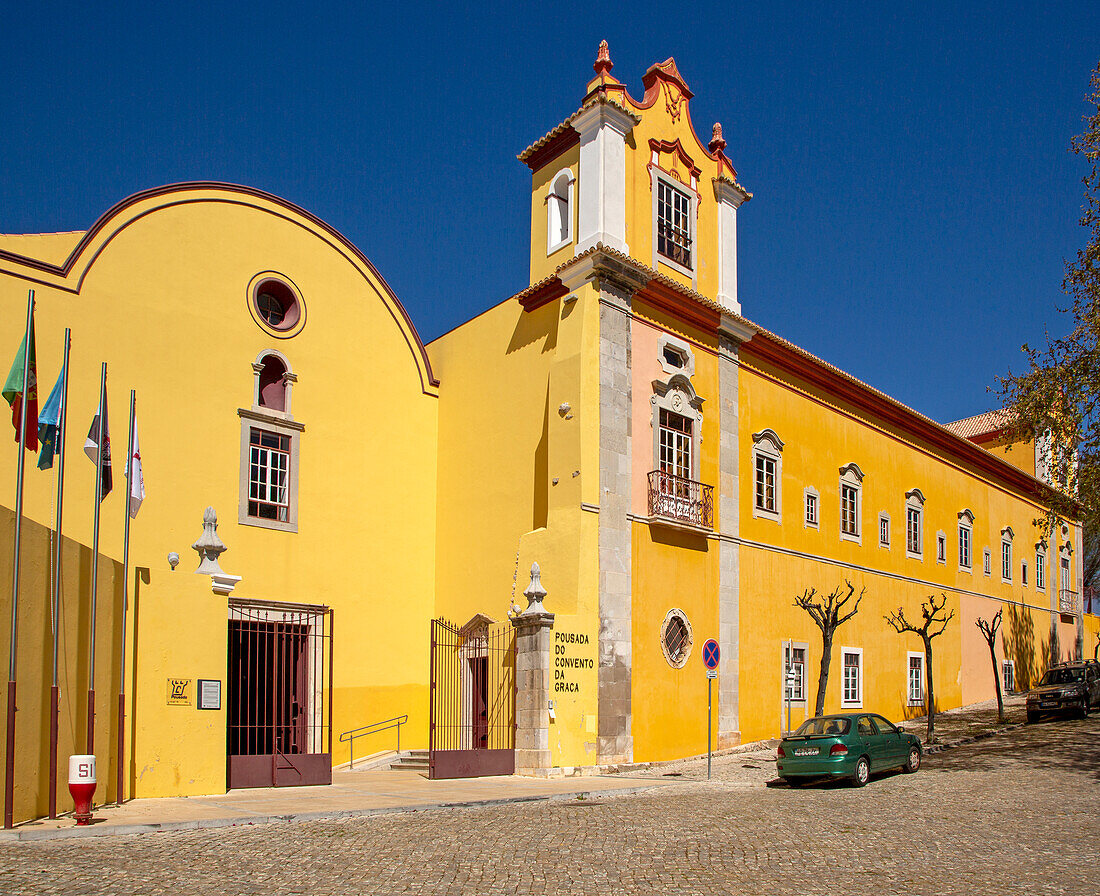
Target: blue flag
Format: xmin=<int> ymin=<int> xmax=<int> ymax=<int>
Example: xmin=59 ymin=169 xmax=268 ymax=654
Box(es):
xmin=37 ymin=364 xmax=65 ymax=470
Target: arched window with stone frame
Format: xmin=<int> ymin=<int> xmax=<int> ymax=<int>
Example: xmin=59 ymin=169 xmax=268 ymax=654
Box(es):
xmin=546 ymin=168 xmax=575 ymax=255
xmin=238 ymin=350 xmax=304 ymax=532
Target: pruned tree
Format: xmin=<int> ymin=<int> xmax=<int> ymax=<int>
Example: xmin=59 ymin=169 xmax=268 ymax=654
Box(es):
xmin=975 ymin=608 xmax=1005 ymax=724
xmin=794 ymin=580 xmax=864 ymax=716
xmin=885 ymin=594 xmax=956 ymax=744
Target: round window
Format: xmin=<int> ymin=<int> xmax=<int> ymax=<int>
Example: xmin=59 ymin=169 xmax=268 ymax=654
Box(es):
xmin=660 ymin=609 xmax=693 ymax=668
xmin=247 ymin=273 xmax=306 ymax=338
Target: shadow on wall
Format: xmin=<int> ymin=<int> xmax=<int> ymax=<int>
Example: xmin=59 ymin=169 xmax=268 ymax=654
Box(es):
xmin=1004 ymin=603 xmax=1062 ymax=691
xmin=897 ymin=695 xmax=938 ymax=724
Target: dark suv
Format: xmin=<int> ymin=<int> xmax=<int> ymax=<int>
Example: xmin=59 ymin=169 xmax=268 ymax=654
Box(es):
xmin=1025 ymin=663 xmax=1100 ymax=722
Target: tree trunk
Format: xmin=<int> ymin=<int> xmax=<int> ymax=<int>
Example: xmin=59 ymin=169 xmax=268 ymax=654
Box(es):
xmin=815 ymin=634 xmax=833 ymax=717
xmin=924 ymin=637 xmax=935 ymax=744
xmin=988 ymin=640 xmax=1004 ymax=723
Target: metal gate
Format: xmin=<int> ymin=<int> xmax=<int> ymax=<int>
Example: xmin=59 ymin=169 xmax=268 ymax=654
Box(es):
xmin=428 ymin=616 xmax=515 ymax=779
xmin=227 ymin=599 xmax=333 ymax=789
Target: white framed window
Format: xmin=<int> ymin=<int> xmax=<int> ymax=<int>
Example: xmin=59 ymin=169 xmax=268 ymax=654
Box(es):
xmin=958 ymin=509 xmax=974 ymax=572
xmin=936 ymin=531 xmax=946 ymax=564
xmin=879 ymin=513 xmax=890 ymax=548
xmin=248 ymin=429 xmax=290 ymax=521
xmin=908 ymin=652 xmax=925 ymax=706
xmin=783 ymin=642 xmax=808 ymax=704
xmin=841 ymin=648 xmax=863 ymax=707
xmin=1060 ymin=552 xmax=1072 ymax=610
xmin=546 ymin=168 xmax=575 ymax=255
xmin=656 ymin=333 xmax=696 ymax=379
xmin=655 ymin=175 xmax=694 ymax=273
xmin=905 ymin=488 xmax=924 ymax=559
xmin=804 ymin=487 xmax=819 ymax=529
xmin=658 ymin=408 xmax=693 ymax=480
xmin=983 ymin=548 xmax=992 ymax=577
xmin=1022 ymin=560 xmax=1028 ymax=586
xmin=839 ymin=463 xmax=864 ymax=543
xmin=1036 ymin=547 xmax=1046 ymax=591
xmin=751 ymin=429 xmax=784 ymax=522
xmin=1002 ymin=659 xmax=1015 ymax=694
xmin=1001 ymin=527 xmax=1014 ymax=583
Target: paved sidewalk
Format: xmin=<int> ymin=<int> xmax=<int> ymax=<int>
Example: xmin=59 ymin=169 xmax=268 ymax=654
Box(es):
xmin=1 ymin=765 xmax=683 ymax=843
xmin=3 ymin=694 xmax=1026 ymax=842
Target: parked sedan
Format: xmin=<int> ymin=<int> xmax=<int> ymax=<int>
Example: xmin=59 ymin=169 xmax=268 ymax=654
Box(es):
xmin=776 ymin=713 xmax=922 ymax=787
xmin=1025 ymin=663 xmax=1100 ymax=722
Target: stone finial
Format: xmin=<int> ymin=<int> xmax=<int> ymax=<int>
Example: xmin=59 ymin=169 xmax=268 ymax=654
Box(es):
xmin=593 ymin=40 xmax=613 ymax=77
xmin=709 ymin=122 xmax=727 ymax=155
xmin=192 ymin=506 xmax=227 ymax=575
xmin=522 ymin=562 xmax=548 ymax=615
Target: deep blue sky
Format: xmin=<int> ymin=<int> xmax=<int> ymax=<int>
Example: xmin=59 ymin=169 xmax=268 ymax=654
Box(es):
xmin=3 ymin=2 xmax=1098 ymax=423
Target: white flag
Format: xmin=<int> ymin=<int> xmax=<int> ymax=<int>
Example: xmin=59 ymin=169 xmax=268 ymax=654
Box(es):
xmin=126 ymin=413 xmax=144 ymax=518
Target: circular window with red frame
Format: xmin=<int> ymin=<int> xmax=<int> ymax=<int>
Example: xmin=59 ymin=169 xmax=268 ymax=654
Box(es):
xmin=247 ymin=273 xmax=307 ymax=338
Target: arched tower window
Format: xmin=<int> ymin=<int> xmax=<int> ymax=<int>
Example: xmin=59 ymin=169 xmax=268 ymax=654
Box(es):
xmin=546 ymin=169 xmax=575 ymax=255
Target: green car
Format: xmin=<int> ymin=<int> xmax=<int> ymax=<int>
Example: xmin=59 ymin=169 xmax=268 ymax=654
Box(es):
xmin=776 ymin=713 xmax=922 ymax=787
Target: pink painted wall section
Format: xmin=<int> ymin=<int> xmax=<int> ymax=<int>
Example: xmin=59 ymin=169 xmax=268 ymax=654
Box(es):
xmin=630 ymin=319 xmax=665 ymax=517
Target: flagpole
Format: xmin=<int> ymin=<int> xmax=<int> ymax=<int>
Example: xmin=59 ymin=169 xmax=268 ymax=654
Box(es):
xmin=4 ymin=289 xmax=34 ymax=830
xmin=87 ymin=362 xmax=106 ymax=757
xmin=116 ymin=390 xmax=134 ymax=807
xmin=47 ymin=328 xmax=71 ymax=820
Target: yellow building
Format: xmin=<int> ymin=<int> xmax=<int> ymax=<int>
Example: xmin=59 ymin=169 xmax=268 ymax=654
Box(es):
xmin=1 ymin=44 xmax=1095 ymax=823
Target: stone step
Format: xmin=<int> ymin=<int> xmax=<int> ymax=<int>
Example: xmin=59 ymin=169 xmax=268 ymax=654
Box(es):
xmin=389 ymin=750 xmax=429 ymax=771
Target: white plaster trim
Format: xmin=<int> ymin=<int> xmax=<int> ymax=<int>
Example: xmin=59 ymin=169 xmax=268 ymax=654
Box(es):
xmin=907 ymin=651 xmax=925 ymax=706
xmin=546 ymin=168 xmax=576 ymax=256
xmin=936 ymin=530 xmax=947 ymax=565
xmin=657 ymin=333 xmax=695 ymax=378
xmin=839 ymin=464 xmax=862 ymax=545
xmin=840 ymin=646 xmax=864 ymax=708
xmin=983 ymin=548 xmax=992 ymax=577
xmin=878 ymin=512 xmax=890 ymax=549
xmin=580 ymin=502 xmax=600 ymax=514
xmin=803 ymin=487 xmax=819 ymax=530
xmin=751 ymin=433 xmax=782 ymax=523
xmin=1001 ymin=538 xmax=1013 ymax=583
xmin=573 ymin=102 xmax=633 ymax=256
xmin=904 ymin=492 xmax=924 ymax=560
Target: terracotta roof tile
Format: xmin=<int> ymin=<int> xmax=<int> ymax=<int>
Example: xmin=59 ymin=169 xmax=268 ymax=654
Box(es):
xmin=943 ymin=409 xmax=1013 ymax=440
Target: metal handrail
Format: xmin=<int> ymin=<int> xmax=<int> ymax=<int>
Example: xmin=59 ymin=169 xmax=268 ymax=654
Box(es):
xmin=339 ymin=714 xmax=408 ymax=769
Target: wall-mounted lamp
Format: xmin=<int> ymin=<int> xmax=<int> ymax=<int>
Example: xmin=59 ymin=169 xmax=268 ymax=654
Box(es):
xmin=167 ymin=552 xmax=179 ymax=571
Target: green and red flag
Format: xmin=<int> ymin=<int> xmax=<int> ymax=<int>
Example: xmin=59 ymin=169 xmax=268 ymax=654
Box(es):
xmin=2 ymin=313 xmax=38 ymax=451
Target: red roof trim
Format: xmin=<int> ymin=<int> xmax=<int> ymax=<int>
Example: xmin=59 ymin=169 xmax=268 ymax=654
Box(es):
xmin=517 ymin=277 xmax=569 ymax=312
xmin=741 ymin=333 xmax=1051 ymax=500
xmin=522 ymin=127 xmax=580 ymax=172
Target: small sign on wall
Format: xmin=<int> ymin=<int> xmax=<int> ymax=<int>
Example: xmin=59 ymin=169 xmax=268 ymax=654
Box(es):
xmin=167 ymin=678 xmax=193 ymax=706
xmin=197 ymin=679 xmax=222 ymax=711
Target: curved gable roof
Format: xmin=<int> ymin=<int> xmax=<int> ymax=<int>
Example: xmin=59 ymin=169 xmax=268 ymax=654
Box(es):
xmin=0 ymin=182 xmax=439 ymax=395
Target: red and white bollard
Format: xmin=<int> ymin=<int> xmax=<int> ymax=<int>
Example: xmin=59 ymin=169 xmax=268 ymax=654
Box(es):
xmin=68 ymin=754 xmax=96 ymax=825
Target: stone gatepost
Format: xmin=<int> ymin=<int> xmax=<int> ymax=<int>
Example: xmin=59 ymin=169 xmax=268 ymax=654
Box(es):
xmin=511 ymin=563 xmax=555 ymax=776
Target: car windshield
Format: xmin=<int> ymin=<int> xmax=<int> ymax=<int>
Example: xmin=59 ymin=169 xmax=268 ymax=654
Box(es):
xmin=793 ymin=717 xmax=850 ymax=737
xmin=1039 ymin=668 xmax=1085 ymax=685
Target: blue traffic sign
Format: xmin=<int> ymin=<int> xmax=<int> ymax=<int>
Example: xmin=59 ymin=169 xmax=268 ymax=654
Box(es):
xmin=702 ymin=639 xmax=720 ymax=669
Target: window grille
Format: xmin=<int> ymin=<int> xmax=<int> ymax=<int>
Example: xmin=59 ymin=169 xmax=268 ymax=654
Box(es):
xmin=657 ymin=179 xmax=692 ymax=268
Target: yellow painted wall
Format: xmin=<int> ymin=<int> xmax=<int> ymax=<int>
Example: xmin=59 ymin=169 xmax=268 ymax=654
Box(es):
xmin=429 ymin=278 xmax=602 ymax=769
xmin=0 ymin=185 xmax=440 ymax=802
xmin=736 ymin=354 xmax=1081 ymax=743
xmin=0 ymin=508 xmax=124 ymax=823
xmin=528 ymin=147 xmax=580 ymax=286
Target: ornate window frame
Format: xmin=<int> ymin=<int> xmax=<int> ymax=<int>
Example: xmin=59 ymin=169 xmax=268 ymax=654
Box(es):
xmin=958 ymin=509 xmax=974 ymax=572
xmin=1001 ymin=526 xmax=1014 ymax=583
xmin=905 ymin=488 xmax=924 ymax=560
xmin=751 ymin=429 xmax=784 ymax=523
xmin=839 ymin=463 xmax=864 ymax=544
xmin=651 ymin=373 xmax=704 ymax=482
xmin=660 ymin=608 xmax=694 ymax=669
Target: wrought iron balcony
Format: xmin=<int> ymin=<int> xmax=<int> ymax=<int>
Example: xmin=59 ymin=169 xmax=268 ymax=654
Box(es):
xmin=648 ymin=470 xmax=713 ymax=530
xmin=1059 ymin=588 xmax=1079 ymax=615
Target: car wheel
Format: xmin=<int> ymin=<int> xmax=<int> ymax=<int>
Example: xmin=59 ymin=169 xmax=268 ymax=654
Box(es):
xmin=903 ymin=746 xmax=921 ymax=774
xmin=851 ymin=756 xmax=870 ymax=787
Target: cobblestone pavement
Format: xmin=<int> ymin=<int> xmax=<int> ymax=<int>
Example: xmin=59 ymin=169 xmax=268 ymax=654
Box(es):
xmin=4 ymin=714 xmax=1098 ymax=895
